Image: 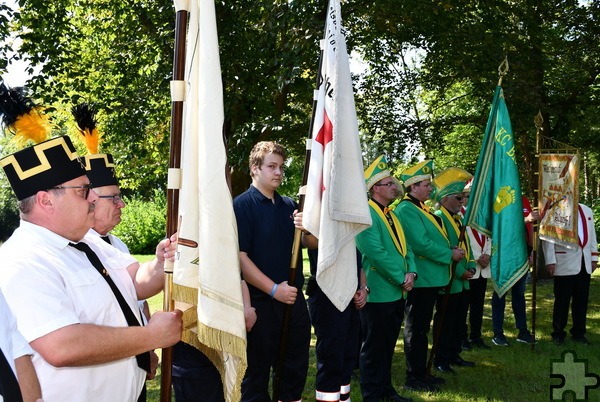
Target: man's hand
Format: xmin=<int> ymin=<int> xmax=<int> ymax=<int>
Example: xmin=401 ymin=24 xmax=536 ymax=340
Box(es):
xmin=292 ymin=210 xmax=304 ymax=230
xmin=461 ymin=270 xmax=474 ymax=280
xmin=353 ymin=288 xmax=367 ymax=309
xmin=451 ymin=247 xmax=465 ymax=262
xmin=155 ymin=233 xmax=178 ymax=265
xmin=545 ymin=263 xmax=556 ymax=277
xmin=146 ymin=350 xmax=159 ymax=380
xmin=478 ymin=253 xmax=490 ymax=268
xmin=525 ymin=210 xmax=540 ymax=223
xmin=273 ymin=282 xmax=298 ymax=305
xmin=146 ymin=309 xmax=183 ymax=349
xmin=244 ymin=305 xmax=257 ymax=332
xmin=401 ymin=273 xmax=415 ymax=292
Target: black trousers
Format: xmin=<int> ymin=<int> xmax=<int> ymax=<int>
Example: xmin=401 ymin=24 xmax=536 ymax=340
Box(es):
xmin=433 ymin=291 xmax=465 ymax=365
xmin=172 ymin=341 xmax=224 ymax=402
xmin=466 ymin=276 xmax=487 ymax=341
xmin=359 ymin=299 xmax=405 ymax=402
xmin=404 ymin=287 xmax=441 ymax=382
xmin=308 ymin=285 xmax=360 ymax=397
xmin=552 ymin=258 xmax=591 ymax=340
xmin=242 ymin=294 xmax=311 ymax=402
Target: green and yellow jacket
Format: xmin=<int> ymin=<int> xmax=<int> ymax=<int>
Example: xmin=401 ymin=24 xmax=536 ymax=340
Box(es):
xmin=394 ymin=195 xmax=452 ymax=288
xmin=356 ymin=199 xmax=417 ymax=303
xmin=434 ymin=206 xmax=476 ymax=294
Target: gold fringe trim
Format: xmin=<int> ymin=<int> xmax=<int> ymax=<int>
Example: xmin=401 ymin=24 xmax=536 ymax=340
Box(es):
xmin=173 ymin=282 xmax=198 ymax=305
xmin=173 ymin=283 xmax=247 ymax=402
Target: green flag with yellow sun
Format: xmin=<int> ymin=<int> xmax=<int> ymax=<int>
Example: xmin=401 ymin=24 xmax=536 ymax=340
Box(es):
xmin=463 ymin=86 xmax=529 ymax=297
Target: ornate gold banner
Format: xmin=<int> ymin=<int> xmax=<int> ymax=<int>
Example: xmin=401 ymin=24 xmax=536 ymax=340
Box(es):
xmin=539 ymin=153 xmax=579 ymax=248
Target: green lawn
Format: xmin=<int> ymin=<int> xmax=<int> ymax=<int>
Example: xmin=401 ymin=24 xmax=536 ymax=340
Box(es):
xmin=138 ymin=255 xmax=600 ymax=402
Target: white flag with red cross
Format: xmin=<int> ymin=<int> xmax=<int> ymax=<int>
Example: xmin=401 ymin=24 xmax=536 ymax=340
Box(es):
xmin=302 ymin=0 xmax=371 ymax=312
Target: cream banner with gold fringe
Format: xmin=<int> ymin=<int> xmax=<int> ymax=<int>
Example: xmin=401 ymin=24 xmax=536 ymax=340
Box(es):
xmin=172 ymin=0 xmax=247 ymax=400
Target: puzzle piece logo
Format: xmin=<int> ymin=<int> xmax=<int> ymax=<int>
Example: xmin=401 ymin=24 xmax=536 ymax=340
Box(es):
xmin=551 ymin=351 xmax=599 ymax=400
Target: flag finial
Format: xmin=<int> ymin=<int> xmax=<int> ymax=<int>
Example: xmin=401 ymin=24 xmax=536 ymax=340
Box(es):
xmin=497 ymin=56 xmax=509 ymax=86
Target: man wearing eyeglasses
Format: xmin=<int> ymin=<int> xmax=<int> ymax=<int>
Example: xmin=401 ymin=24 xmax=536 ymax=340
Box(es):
xmin=430 ymin=168 xmax=476 ymax=374
xmin=0 ymin=135 xmax=183 ymax=402
xmin=82 ymin=151 xmax=161 ymax=397
xmin=355 ymin=155 xmax=416 ymax=402
xmin=395 ymin=160 xmax=465 ymax=393
xmin=84 ymin=154 xmax=128 ymax=248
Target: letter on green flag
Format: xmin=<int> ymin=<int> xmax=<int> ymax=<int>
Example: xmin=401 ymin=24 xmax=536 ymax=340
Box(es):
xmin=463 ymin=86 xmax=529 ymax=297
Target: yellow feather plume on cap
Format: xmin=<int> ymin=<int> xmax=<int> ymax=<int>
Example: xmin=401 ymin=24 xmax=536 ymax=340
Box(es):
xmin=12 ymin=107 xmax=52 ymax=147
xmin=71 ymin=103 xmax=101 ymax=154
xmin=0 ymin=83 xmax=52 ymax=147
xmin=80 ymin=127 xmax=100 ymax=155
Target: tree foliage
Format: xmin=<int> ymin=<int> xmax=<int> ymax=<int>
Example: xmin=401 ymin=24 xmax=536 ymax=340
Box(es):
xmin=4 ymin=0 xmax=324 ymax=198
xmin=345 ymin=0 xmax=599 ymax=197
xmin=0 ymin=4 xmax=15 ymax=73
xmin=1 ymin=0 xmax=598 ymax=202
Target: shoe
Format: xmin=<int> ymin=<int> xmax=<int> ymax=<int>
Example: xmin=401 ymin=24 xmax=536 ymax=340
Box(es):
xmin=572 ymin=336 xmax=590 ymax=345
xmin=450 ymin=356 xmax=475 ymax=367
xmin=425 ymin=374 xmax=446 ymax=385
xmin=404 ymin=379 xmax=439 ymax=393
xmin=461 ymin=339 xmax=472 ymax=351
xmin=386 ymin=393 xmax=413 ymax=402
xmin=435 ymin=363 xmax=456 ymax=373
xmin=552 ymin=337 xmax=565 ymax=346
xmin=492 ymin=334 xmax=509 ymax=347
xmin=470 ymin=338 xmax=491 ymax=349
xmin=516 ymin=330 xmax=536 ymax=344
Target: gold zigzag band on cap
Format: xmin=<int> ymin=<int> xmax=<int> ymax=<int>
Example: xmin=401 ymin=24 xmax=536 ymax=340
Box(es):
xmin=83 ymin=153 xmax=115 ymax=171
xmin=0 ymin=137 xmax=79 ymax=180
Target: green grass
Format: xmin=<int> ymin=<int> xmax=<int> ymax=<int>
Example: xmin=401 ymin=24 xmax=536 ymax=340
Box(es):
xmin=139 ymin=255 xmax=600 ymax=402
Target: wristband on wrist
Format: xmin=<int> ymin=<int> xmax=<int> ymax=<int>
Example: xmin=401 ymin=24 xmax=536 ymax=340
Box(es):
xmin=270 ymin=283 xmax=278 ymax=298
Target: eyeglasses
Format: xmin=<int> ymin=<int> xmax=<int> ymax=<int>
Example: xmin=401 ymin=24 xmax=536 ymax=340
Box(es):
xmin=97 ymin=194 xmax=123 ymax=205
xmin=47 ymin=184 xmax=93 ymax=199
xmin=375 ymin=182 xmax=396 ymax=187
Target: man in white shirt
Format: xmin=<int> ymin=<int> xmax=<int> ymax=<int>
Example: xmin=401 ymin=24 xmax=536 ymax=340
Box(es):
xmin=0 ymin=135 xmax=182 ymax=402
xmin=542 ymin=203 xmax=598 ymax=345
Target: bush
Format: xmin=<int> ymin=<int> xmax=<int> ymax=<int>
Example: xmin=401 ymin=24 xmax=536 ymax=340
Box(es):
xmin=113 ymin=189 xmax=167 ymax=254
xmin=592 ymin=199 xmax=600 ymax=241
xmin=0 ymin=184 xmax=19 ymax=242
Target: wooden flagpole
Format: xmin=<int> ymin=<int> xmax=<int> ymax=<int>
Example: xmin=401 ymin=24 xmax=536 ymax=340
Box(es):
xmin=425 ymin=226 xmax=467 ymax=378
xmin=531 ymin=111 xmax=544 ymax=351
xmin=160 ymin=3 xmax=189 ymax=401
xmin=271 ymin=13 xmax=327 ymax=402
xmin=428 ymin=59 xmax=510 ymax=375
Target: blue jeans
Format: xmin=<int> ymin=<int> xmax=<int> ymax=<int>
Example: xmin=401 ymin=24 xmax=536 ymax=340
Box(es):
xmin=491 ymin=273 xmax=528 ymax=335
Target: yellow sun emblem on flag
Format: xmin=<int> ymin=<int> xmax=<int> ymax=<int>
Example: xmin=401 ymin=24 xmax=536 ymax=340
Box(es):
xmin=494 ymin=186 xmax=516 ymax=214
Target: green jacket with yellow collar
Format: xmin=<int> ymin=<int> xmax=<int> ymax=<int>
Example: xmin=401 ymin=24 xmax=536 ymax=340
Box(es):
xmin=394 ymin=195 xmax=452 ymax=288
xmin=356 ymin=199 xmax=417 ymax=303
xmin=434 ymin=206 xmax=476 ymax=293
